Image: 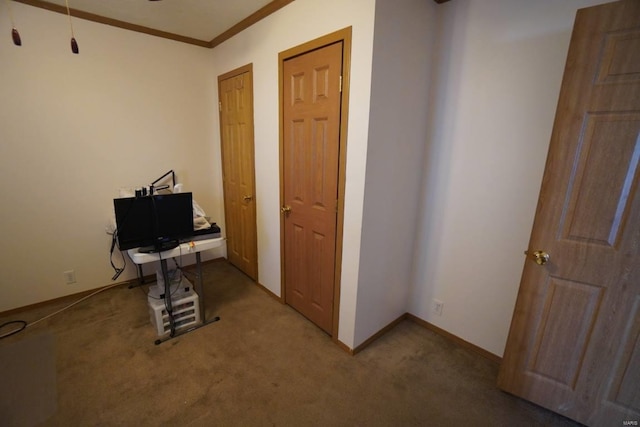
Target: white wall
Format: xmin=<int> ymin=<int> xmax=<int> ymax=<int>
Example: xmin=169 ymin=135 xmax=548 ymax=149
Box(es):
xmin=0 ymin=3 xmax=223 ymax=312
xmin=354 ymin=0 xmax=437 ymax=347
xmin=209 ymin=0 xmax=376 ymax=348
xmin=408 ymin=0 xmax=616 ymax=357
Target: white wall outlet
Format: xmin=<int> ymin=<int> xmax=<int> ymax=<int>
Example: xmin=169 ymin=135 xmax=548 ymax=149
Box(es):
xmin=433 ymin=299 xmax=444 ymax=316
xmin=64 ymin=270 xmax=76 ymax=284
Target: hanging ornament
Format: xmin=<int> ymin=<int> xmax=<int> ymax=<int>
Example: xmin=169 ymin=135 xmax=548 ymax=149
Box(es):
xmin=65 ymin=0 xmax=78 ymax=54
xmin=6 ymin=0 xmax=22 ymax=46
xmin=11 ymin=28 xmax=21 ymax=46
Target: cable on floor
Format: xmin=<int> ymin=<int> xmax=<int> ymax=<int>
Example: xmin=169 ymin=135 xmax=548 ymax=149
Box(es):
xmin=0 ymin=282 xmax=123 ymax=340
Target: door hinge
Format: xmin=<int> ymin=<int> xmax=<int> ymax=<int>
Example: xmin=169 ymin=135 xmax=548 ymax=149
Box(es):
xmin=218 ymin=101 xmax=222 ymax=112
xmin=339 ymin=75 xmax=343 ymax=93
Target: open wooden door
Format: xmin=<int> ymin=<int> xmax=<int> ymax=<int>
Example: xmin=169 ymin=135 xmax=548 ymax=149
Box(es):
xmin=498 ymin=1 xmax=640 ymax=425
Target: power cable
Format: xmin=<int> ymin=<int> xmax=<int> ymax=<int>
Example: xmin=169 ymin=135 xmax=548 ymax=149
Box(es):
xmin=0 ymin=282 xmax=122 ymax=340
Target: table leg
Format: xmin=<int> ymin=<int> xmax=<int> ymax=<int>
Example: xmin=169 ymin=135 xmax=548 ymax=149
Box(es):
xmin=195 ymin=252 xmax=206 ymax=322
xmin=159 ymin=258 xmax=175 ymax=336
xmin=152 ymin=249 xmax=220 ymax=345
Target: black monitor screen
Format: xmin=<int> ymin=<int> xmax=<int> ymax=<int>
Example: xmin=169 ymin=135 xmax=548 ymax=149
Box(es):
xmin=113 ymin=193 xmax=194 ymax=251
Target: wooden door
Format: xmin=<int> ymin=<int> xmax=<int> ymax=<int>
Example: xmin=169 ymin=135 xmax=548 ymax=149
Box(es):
xmin=218 ymin=65 xmax=258 ymax=280
xmin=498 ymin=1 xmax=640 ymax=425
xmin=281 ymin=42 xmax=343 ymax=334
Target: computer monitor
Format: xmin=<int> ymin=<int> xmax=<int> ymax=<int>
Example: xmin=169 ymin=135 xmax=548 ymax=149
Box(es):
xmin=113 ymin=193 xmax=194 ymax=252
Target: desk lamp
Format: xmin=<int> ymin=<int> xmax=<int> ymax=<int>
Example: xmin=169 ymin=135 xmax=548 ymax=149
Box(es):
xmin=150 ymin=170 xmax=176 ymax=194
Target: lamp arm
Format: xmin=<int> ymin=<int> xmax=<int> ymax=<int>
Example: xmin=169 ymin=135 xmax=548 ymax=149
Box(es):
xmin=150 ymin=170 xmax=176 ymax=190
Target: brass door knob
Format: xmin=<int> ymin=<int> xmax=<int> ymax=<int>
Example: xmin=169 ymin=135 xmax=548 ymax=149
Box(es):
xmin=280 ymin=205 xmax=291 ymax=214
xmin=525 ymin=250 xmax=550 ymax=265
xmin=243 ymin=195 xmax=253 ymax=202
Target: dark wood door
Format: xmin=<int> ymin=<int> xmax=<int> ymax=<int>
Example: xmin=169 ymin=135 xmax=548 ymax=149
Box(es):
xmin=281 ymin=42 xmax=343 ymax=333
xmin=498 ymin=1 xmax=640 ymax=425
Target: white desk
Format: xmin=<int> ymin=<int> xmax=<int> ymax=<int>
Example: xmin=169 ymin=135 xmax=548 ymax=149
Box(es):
xmin=127 ymin=237 xmax=224 ymax=264
xmin=127 ymin=237 xmax=224 ymax=344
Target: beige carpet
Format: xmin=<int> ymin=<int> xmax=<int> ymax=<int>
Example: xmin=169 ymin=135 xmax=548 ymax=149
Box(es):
xmin=0 ymin=261 xmax=583 ymax=426
xmin=0 ymin=331 xmax=57 ymax=427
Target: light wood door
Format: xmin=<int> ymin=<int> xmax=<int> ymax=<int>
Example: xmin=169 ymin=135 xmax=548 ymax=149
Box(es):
xmin=498 ymin=1 xmax=640 ymax=425
xmin=281 ymin=42 xmax=343 ymax=334
xmin=218 ymin=65 xmax=258 ymax=280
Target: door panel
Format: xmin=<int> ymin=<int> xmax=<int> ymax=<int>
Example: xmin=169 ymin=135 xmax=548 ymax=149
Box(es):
xmin=282 ymin=42 xmax=342 ymax=334
xmin=561 ymin=113 xmax=640 ymax=247
xmin=608 ymin=297 xmax=640 ymax=410
xmin=498 ymin=1 xmax=640 ymax=425
xmin=218 ymin=67 xmax=258 ymax=280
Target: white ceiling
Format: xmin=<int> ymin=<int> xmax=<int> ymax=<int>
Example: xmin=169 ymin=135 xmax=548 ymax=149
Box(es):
xmin=14 ymin=0 xmax=289 ymax=47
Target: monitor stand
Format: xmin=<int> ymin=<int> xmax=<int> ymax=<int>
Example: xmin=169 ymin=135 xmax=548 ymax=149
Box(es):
xmin=138 ymin=240 xmax=180 ymax=253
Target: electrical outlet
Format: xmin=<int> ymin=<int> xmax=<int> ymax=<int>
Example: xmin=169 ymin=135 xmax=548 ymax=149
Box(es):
xmin=433 ymin=299 xmax=444 ymax=316
xmin=64 ymin=270 xmax=76 ymax=284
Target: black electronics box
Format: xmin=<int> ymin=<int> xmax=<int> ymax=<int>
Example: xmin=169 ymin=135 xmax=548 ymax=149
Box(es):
xmin=189 ymin=223 xmax=221 ymax=241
